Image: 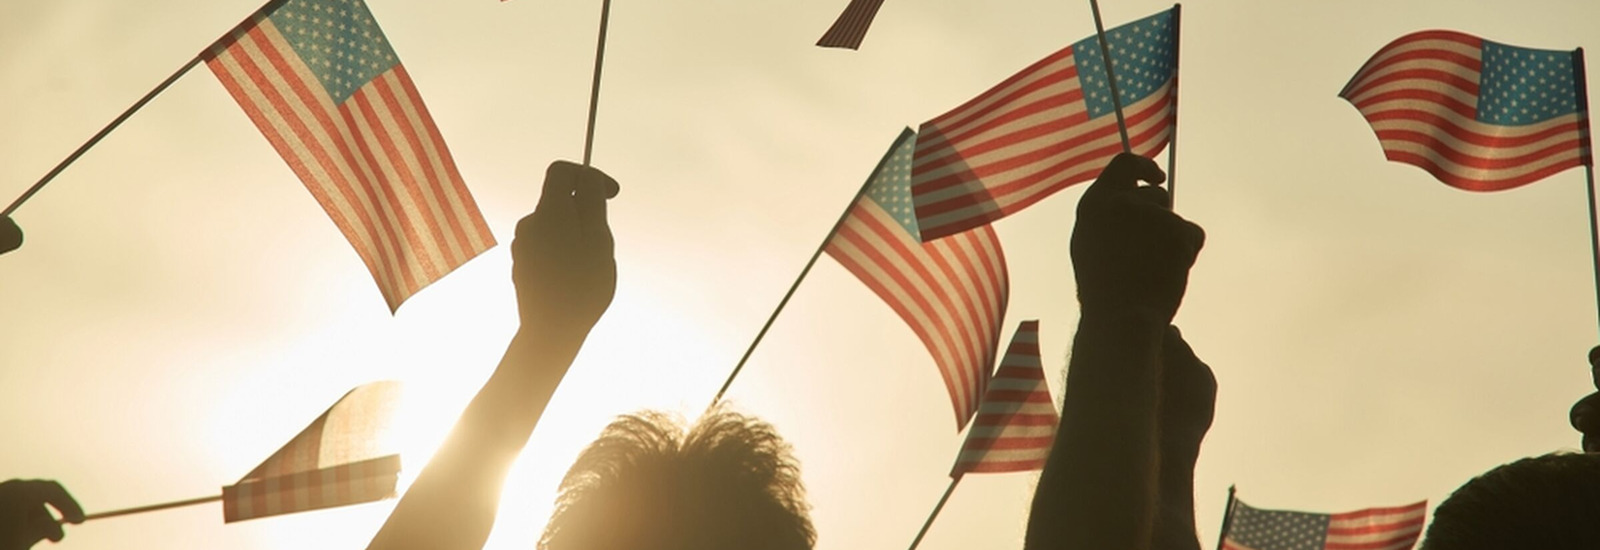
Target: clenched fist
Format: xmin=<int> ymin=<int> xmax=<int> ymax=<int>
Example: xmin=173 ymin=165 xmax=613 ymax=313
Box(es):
xmin=1072 ymin=154 xmax=1205 ymax=322
xmin=513 ymin=161 xmax=619 ymax=341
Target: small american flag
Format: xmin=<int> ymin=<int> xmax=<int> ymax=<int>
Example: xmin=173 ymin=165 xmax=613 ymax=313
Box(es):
xmin=816 ymin=0 xmax=886 ymax=50
xmin=205 ymin=0 xmax=496 ymax=311
xmin=1340 ymin=31 xmax=1592 ymax=191
xmin=825 ymin=129 xmax=1010 ymax=430
xmin=950 ymin=320 xmax=1057 ymax=476
xmin=910 ymin=7 xmax=1178 ymax=241
xmin=1223 ymin=498 xmax=1427 ymax=550
xmin=223 ymin=381 xmax=404 ymax=522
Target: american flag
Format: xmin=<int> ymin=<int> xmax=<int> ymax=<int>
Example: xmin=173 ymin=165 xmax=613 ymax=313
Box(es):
xmin=204 ymin=0 xmax=496 ymax=311
xmin=950 ymin=320 xmax=1057 ymax=476
xmin=1223 ymin=498 xmax=1427 ymax=550
xmin=910 ymin=7 xmax=1178 ymax=241
xmin=223 ymin=381 xmax=404 ymax=522
xmin=816 ymin=0 xmax=886 ymax=50
xmin=1340 ymin=31 xmax=1592 ymax=192
xmin=824 ymin=129 xmax=1010 ymax=429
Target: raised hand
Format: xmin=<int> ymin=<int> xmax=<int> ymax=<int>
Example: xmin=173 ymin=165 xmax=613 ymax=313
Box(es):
xmin=1071 ymin=154 xmax=1204 ymax=322
xmin=0 ymin=480 xmax=83 ymax=550
xmin=0 ymin=217 xmax=21 ymax=255
xmin=512 ymin=161 xmax=619 ymax=342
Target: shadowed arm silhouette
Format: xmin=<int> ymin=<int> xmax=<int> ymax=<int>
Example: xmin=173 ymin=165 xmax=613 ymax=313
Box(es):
xmin=365 ymin=161 xmax=619 ymax=550
xmin=1025 ymin=153 xmax=1209 ymax=550
xmin=0 ymin=479 xmax=83 ymax=550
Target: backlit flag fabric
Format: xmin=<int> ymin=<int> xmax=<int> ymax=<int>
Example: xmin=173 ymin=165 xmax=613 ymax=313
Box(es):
xmin=950 ymin=320 xmax=1057 ymax=477
xmin=911 ymin=7 xmax=1178 ymax=241
xmin=816 ymin=0 xmax=886 ymax=50
xmin=824 ymin=129 xmax=1010 ymax=430
xmin=1339 ymin=31 xmax=1592 ymax=191
xmin=1222 ymin=499 xmax=1427 ymax=550
xmin=222 ymin=381 xmax=404 ymax=522
xmin=204 ymin=0 xmax=496 ymax=311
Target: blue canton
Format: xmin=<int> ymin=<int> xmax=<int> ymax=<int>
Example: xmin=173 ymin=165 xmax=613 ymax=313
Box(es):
xmin=1071 ymin=9 xmax=1177 ymax=119
xmin=268 ymin=0 xmax=400 ymax=104
xmin=865 ymin=134 xmax=920 ymax=239
xmin=1225 ymin=502 xmax=1330 ymax=550
xmin=1477 ymin=41 xmax=1580 ymax=126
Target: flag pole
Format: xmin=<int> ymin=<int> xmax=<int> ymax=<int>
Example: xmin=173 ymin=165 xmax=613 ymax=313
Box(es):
xmin=1088 ymin=0 xmax=1132 ymax=153
xmin=1212 ymin=485 xmax=1237 ymax=550
xmin=71 ymin=494 xmax=223 ymax=523
xmin=709 ymin=128 xmax=915 ymax=406
xmin=906 ymin=476 xmax=963 ymax=550
xmin=1574 ymin=48 xmax=1600 ymax=337
xmin=1165 ymin=4 xmax=1182 ymax=205
xmin=582 ymin=0 xmax=613 ymax=167
xmin=1 ymin=0 xmax=287 ymax=218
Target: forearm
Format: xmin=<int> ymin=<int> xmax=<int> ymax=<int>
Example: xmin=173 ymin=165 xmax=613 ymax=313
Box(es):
xmin=1152 ymin=448 xmax=1201 ymax=550
xmin=1026 ymin=309 xmax=1166 ymax=550
xmin=366 ymin=328 xmax=582 ymax=550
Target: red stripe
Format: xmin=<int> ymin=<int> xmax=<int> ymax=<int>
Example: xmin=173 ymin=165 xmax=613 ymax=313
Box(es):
xmin=918 ymin=238 xmax=993 ymax=399
xmin=369 ymin=73 xmax=467 ymax=267
xmin=1347 ymin=48 xmax=1481 ymax=95
xmin=1377 ymin=129 xmax=1584 ymax=170
xmin=1330 ymin=502 xmax=1428 ymax=521
xmin=849 ymin=210 xmax=982 ymax=419
xmin=830 ymin=221 xmax=974 ymax=422
xmin=1364 ymin=109 xmax=1585 ymax=148
xmin=961 ymin=435 xmax=1055 ymax=450
xmin=390 ymin=66 xmax=495 ymax=247
xmin=348 ymin=89 xmax=444 ymax=282
xmin=235 ymin=26 xmax=423 ymax=301
xmin=920 ymin=64 xmax=1081 ymax=154
xmin=1342 ymin=67 xmax=1479 ymax=102
xmin=1384 ymin=149 xmax=1585 ymax=191
xmin=1352 ymin=88 xmax=1477 ymax=119
xmin=916 ymin=89 xmax=1088 ymax=176
xmin=984 ymin=389 xmax=1055 ymax=403
xmin=971 ymin=412 xmax=1057 ymax=426
xmin=816 ymin=0 xmax=885 ymax=49
xmin=1325 ymin=531 xmax=1424 ymax=550
xmin=1344 ymin=31 xmax=1481 ymax=94
xmin=1327 ymin=516 xmax=1425 ymax=536
xmin=955 ymin=458 xmax=1047 ymax=474
xmin=927 ymin=236 xmax=999 ymax=401
xmin=927 ymin=46 xmax=1076 ymax=128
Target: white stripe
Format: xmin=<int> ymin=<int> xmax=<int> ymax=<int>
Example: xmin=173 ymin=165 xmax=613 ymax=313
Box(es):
xmin=1352 ymin=36 xmax=1481 ymax=87
xmin=1377 ymin=138 xmax=1585 ymax=181
xmin=1344 ymin=69 xmax=1481 ymax=109
xmin=346 ymin=89 xmax=448 ymax=282
xmin=919 ymin=48 xmax=1079 ymax=153
xmin=964 ymin=423 xmax=1056 ymax=439
xmin=1365 ymin=112 xmax=1585 ymax=158
xmin=376 ymin=71 xmax=482 ymax=260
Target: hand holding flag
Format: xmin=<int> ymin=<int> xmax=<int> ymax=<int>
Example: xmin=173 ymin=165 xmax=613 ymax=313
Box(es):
xmin=1072 ymin=154 xmax=1201 ymax=322
xmin=513 ymin=161 xmax=619 ymax=343
xmin=0 ymin=479 xmax=84 ymax=549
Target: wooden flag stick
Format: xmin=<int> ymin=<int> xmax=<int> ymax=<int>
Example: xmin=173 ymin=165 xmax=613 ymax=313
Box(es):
xmin=906 ymin=476 xmax=963 ymax=550
xmin=1165 ymin=3 xmax=1182 ymax=204
xmin=709 ymin=128 xmax=914 ymax=407
xmin=70 ymin=494 xmax=222 ymax=523
xmin=1574 ymin=48 xmax=1600 ymax=336
xmin=1 ymin=0 xmax=287 ymax=218
xmin=582 ymin=0 xmax=613 ymax=166
xmin=1212 ymin=485 xmax=1238 ymax=550
xmin=1088 ymin=0 xmax=1132 ymax=153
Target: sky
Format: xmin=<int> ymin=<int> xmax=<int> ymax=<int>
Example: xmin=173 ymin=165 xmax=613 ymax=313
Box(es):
xmin=2 ymin=0 xmax=1599 ymax=549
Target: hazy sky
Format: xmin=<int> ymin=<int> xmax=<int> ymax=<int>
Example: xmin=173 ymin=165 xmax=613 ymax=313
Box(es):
xmin=3 ymin=1 xmax=1599 ymax=549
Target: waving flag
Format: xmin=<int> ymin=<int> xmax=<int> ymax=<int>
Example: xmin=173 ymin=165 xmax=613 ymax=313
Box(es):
xmin=1340 ymin=31 xmax=1591 ymax=191
xmin=204 ymin=0 xmax=496 ymax=311
xmin=950 ymin=320 xmax=1057 ymax=476
xmin=816 ymin=0 xmax=887 ymax=50
xmin=824 ymin=129 xmax=1010 ymax=429
xmin=222 ymin=381 xmax=404 ymax=522
xmin=910 ymin=7 xmax=1178 ymax=241
xmin=1223 ymin=499 xmax=1427 ymax=550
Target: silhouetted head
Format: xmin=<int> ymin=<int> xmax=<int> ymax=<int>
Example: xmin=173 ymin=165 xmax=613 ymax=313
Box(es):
xmin=539 ymin=407 xmax=815 ymax=550
xmin=1421 ymin=453 xmax=1600 ymax=550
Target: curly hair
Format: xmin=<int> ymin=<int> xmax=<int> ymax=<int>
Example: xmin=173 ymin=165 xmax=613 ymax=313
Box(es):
xmin=539 ymin=407 xmax=815 ymax=550
xmin=1422 ymin=453 xmax=1600 ymax=550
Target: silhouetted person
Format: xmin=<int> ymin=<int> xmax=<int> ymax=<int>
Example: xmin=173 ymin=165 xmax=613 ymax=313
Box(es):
xmin=1024 ymin=153 xmax=1210 ymax=550
xmin=1421 ymin=453 xmax=1600 ymax=550
xmin=364 ymin=161 xmax=814 ymax=550
xmin=540 ymin=408 xmax=813 ymax=550
xmin=0 ymin=479 xmax=84 ymax=550
xmin=0 ymin=216 xmax=21 ymax=255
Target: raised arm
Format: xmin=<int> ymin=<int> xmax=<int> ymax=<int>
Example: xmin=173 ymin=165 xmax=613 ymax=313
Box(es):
xmin=366 ymin=161 xmax=618 ymax=550
xmin=1025 ymin=154 xmax=1205 ymax=550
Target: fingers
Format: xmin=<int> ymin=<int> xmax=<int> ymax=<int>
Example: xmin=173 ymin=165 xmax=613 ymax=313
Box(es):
xmin=1086 ymin=153 xmax=1167 ymax=199
xmin=28 ymin=507 xmax=62 ymax=543
xmin=27 ymin=480 xmax=83 ymax=525
xmin=572 ymin=167 xmax=617 ymax=251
